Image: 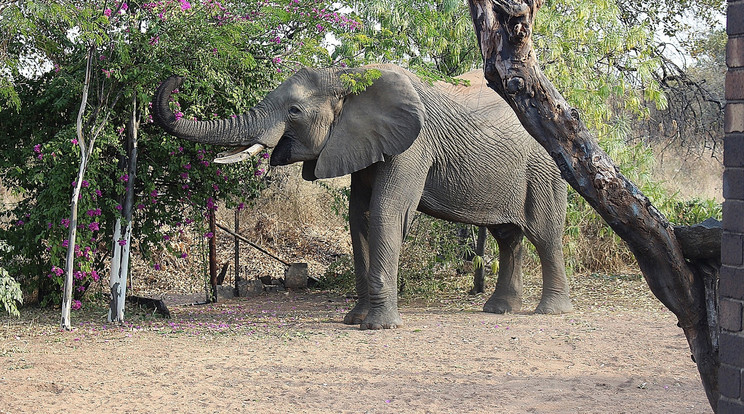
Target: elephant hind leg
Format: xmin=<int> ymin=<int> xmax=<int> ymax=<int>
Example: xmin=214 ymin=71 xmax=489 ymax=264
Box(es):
xmin=530 ymin=239 xmax=573 ymax=314
xmin=483 ymin=224 xmax=524 ymax=314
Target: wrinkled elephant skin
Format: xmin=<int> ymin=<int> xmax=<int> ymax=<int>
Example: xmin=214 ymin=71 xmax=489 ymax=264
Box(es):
xmin=154 ymin=64 xmax=571 ymax=330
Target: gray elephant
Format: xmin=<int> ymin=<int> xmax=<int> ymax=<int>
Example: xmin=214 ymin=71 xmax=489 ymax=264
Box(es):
xmin=153 ymin=64 xmax=571 ymax=330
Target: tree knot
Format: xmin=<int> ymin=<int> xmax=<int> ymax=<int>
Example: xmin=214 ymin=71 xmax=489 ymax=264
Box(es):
xmin=506 ymin=76 xmax=525 ymax=94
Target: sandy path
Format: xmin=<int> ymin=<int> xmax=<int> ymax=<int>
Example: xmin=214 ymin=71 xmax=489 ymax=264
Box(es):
xmin=0 ymin=291 xmax=710 ymax=413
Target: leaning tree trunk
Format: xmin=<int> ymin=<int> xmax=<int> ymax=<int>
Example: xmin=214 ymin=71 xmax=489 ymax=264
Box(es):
xmin=466 ymin=0 xmax=719 ymax=410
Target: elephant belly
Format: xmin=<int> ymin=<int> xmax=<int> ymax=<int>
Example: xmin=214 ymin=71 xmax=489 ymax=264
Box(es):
xmin=417 ymin=164 xmax=528 ymax=227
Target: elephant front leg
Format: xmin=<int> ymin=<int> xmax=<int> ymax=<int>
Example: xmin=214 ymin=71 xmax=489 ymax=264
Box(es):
xmin=360 ymin=212 xmax=408 ymax=330
xmin=344 ymin=174 xmax=372 ymax=325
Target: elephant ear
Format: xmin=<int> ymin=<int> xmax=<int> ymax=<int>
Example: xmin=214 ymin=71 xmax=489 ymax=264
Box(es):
xmin=314 ymin=68 xmax=426 ymax=179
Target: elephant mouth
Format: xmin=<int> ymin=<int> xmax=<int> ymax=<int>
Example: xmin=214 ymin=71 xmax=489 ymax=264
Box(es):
xmin=213 ymin=144 xmax=266 ymax=164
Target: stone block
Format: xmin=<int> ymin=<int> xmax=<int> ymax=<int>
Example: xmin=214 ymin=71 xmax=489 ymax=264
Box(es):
xmin=724 ymin=200 xmax=744 ymax=232
xmin=237 ymin=278 xmax=264 ymax=297
xmin=726 ymin=69 xmax=744 ymax=101
xmin=729 ymin=1 xmax=744 ymax=36
xmin=720 ymin=363 xmax=742 ymax=399
xmin=722 ymin=232 xmax=744 ymax=266
xmin=729 ymin=36 xmax=744 ymax=68
xmin=725 ymin=168 xmax=744 ymax=199
xmin=720 ymin=298 xmax=744 ymax=332
xmin=725 ymin=134 xmax=744 ymax=168
xmin=720 ymin=332 xmax=744 ymax=366
xmin=726 ymin=103 xmax=744 ymax=133
xmin=721 ymin=265 xmax=744 ymax=301
xmin=284 ymin=263 xmax=309 ymax=289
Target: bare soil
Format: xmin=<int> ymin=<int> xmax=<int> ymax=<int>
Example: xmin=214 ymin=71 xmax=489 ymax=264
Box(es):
xmin=0 ymin=279 xmax=710 ymax=413
xmin=0 ymin=165 xmax=717 ymax=413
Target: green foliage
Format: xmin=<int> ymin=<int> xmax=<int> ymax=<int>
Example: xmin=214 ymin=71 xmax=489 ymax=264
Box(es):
xmin=0 ymin=267 xmax=23 ymax=317
xmin=339 ymin=0 xmax=481 ymax=78
xmin=340 ymin=68 xmax=382 ymax=94
xmin=317 ymin=255 xmax=356 ymax=293
xmin=0 ymin=0 xmax=361 ymax=306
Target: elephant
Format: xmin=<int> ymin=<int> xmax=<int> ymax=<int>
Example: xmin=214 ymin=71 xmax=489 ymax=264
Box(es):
xmin=153 ymin=64 xmax=571 ymax=330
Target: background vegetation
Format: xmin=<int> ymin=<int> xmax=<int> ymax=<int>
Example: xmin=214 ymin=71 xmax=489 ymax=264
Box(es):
xmin=0 ymin=0 xmax=725 ymax=313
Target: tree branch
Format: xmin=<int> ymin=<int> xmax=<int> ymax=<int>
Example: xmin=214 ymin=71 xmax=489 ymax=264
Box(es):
xmin=467 ymin=0 xmax=719 ymax=410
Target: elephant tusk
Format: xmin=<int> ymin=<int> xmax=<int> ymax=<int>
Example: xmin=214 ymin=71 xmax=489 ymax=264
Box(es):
xmin=213 ymin=144 xmax=266 ymax=164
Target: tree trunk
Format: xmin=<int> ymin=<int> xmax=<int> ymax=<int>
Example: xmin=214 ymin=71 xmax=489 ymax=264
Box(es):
xmin=466 ymin=0 xmax=718 ymax=410
xmin=472 ymin=226 xmax=487 ymax=294
xmin=108 ymin=95 xmax=139 ymax=323
xmin=61 ymin=47 xmax=94 ymax=330
xmin=208 ymin=209 xmax=218 ymax=303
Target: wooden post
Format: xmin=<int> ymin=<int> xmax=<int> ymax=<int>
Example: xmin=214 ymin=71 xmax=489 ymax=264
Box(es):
xmin=234 ymin=209 xmax=240 ymax=296
xmin=473 ymin=226 xmax=487 ymax=294
xmin=208 ymin=209 xmax=218 ymax=303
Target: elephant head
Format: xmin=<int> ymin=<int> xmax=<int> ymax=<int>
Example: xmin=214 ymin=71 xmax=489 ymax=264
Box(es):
xmin=153 ymin=66 xmax=426 ymax=180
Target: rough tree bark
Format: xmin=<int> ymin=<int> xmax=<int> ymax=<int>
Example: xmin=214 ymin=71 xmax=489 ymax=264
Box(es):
xmin=466 ymin=0 xmax=719 ymax=411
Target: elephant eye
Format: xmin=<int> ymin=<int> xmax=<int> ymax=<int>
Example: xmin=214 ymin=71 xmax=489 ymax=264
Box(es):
xmin=289 ymin=106 xmax=302 ymax=115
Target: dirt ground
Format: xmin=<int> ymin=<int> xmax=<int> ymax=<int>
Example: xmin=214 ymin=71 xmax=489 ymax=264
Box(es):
xmin=0 ymin=279 xmax=711 ymax=414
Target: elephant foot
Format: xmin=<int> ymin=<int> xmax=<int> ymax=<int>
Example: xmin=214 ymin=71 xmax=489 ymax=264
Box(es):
xmin=534 ymin=294 xmax=573 ymax=314
xmin=360 ymin=304 xmax=403 ymax=330
xmin=483 ymin=294 xmax=522 ymax=314
xmin=343 ymin=303 xmax=369 ymax=325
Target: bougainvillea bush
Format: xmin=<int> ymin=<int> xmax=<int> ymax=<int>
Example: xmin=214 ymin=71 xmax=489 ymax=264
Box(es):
xmin=0 ymin=0 xmax=361 ymax=308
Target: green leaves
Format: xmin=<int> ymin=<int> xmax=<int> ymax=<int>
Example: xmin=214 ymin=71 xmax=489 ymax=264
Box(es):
xmin=340 ymin=69 xmax=382 ymax=94
xmin=0 ymin=267 xmax=23 ymax=318
xmin=0 ymin=0 xmax=362 ymax=306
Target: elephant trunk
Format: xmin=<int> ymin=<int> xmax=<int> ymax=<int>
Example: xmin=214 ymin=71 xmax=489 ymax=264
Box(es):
xmin=153 ymin=76 xmax=268 ymax=147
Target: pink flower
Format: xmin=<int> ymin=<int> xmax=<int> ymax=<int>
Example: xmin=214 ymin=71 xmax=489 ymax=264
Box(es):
xmin=71 ymin=138 xmax=78 ymax=145
xmin=118 ymin=239 xmax=127 ymax=246
xmin=272 ymin=57 xmax=282 ymax=64
xmin=61 ymin=218 xmax=70 ymax=228
xmin=91 ymin=270 xmax=100 ymax=282
xmin=180 ymin=0 xmax=191 ymax=10
xmin=175 ymin=111 xmax=184 ymax=121
xmin=154 ymin=263 xmax=162 ymax=270
xmin=104 ymin=8 xmax=112 ymax=17
xmin=115 ymin=204 xmax=122 ymax=211
xmin=120 ymin=3 xmax=128 ymax=11
xmin=137 ymin=203 xmax=145 ymax=210
xmin=119 ymin=174 xmax=129 ymax=182
xmin=52 ymin=266 xmax=64 ymax=277
xmin=33 ymin=144 xmax=41 ymax=154
xmin=180 ymin=253 xmax=188 ymax=259
xmin=149 ymin=36 xmax=159 ymax=45
xmin=204 ymin=231 xmax=214 ymax=239
xmin=88 ymin=222 xmax=100 ymax=231
xmin=183 ymin=163 xmax=191 ymax=170
xmin=71 ymin=300 xmax=82 ymax=311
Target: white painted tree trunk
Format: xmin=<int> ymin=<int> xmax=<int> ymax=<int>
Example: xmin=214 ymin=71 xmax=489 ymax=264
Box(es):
xmin=61 ymin=47 xmax=93 ymax=330
xmin=108 ymin=95 xmax=139 ymax=323
xmin=108 ymin=219 xmax=132 ymax=323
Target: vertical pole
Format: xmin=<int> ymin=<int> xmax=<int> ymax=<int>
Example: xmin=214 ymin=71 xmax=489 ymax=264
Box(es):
xmin=473 ymin=226 xmax=487 ymax=294
xmin=208 ymin=209 xmax=218 ymax=303
xmin=234 ymin=209 xmax=240 ymax=296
